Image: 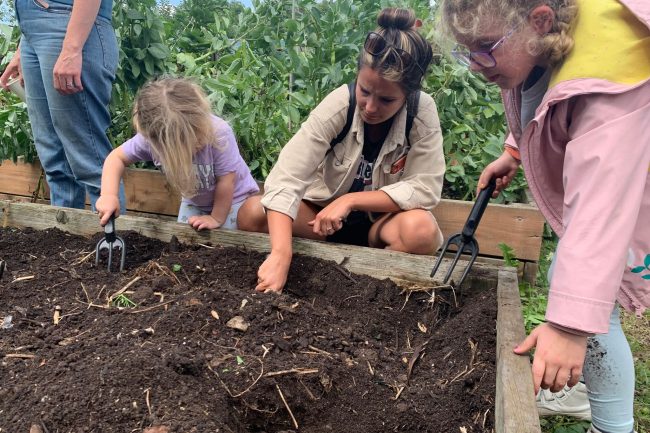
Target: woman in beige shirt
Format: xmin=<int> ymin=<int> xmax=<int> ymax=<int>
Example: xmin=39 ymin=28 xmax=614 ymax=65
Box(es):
xmin=238 ymin=7 xmax=446 ymax=293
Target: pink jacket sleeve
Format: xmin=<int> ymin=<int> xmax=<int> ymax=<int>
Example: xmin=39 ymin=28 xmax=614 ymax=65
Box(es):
xmin=545 ymin=89 xmax=650 ymax=334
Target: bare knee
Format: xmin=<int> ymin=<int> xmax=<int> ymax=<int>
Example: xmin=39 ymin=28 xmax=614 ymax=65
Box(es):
xmin=387 ymin=210 xmax=441 ymax=255
xmin=237 ymin=195 xmax=268 ymax=233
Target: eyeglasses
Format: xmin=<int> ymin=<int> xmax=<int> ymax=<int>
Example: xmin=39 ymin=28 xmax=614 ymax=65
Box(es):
xmin=451 ymin=28 xmax=517 ymax=68
xmin=364 ymin=31 xmax=426 ymax=76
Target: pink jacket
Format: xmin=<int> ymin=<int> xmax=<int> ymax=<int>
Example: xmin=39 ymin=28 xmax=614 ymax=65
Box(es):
xmin=503 ymin=0 xmax=650 ymax=334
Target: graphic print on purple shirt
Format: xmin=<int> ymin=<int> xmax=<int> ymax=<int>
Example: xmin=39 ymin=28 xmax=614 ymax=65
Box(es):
xmin=120 ymin=114 xmax=259 ymax=213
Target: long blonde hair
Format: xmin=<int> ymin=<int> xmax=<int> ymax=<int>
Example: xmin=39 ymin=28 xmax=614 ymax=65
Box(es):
xmin=440 ymin=0 xmax=578 ymax=67
xmin=133 ymin=77 xmax=215 ymax=197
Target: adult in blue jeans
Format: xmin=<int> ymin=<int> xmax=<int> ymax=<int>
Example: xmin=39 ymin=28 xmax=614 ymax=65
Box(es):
xmin=0 ymin=0 xmax=125 ymax=210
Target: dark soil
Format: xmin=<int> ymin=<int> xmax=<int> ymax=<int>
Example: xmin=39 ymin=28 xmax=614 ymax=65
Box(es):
xmin=0 ymin=227 xmax=497 ymax=433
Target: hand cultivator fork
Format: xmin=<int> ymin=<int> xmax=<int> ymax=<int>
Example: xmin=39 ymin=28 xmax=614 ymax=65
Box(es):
xmin=430 ymin=178 xmax=497 ymax=289
xmin=95 ymin=215 xmax=126 ymax=272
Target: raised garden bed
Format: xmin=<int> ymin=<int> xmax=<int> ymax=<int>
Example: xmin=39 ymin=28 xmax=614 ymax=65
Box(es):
xmin=0 ymin=200 xmax=540 ymax=433
xmin=0 ymin=160 xmax=545 ymax=282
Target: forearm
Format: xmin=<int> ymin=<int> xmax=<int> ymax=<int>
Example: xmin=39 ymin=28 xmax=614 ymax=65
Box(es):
xmin=101 ymin=150 xmax=127 ymax=197
xmin=267 ymin=210 xmax=293 ymax=256
xmin=345 ymin=190 xmax=401 ymax=213
xmin=62 ymin=0 xmax=101 ymax=54
xmin=210 ymin=173 xmax=235 ymax=224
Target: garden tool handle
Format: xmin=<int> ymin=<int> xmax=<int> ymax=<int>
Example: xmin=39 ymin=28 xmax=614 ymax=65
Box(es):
xmin=103 ymin=214 xmax=117 ymax=243
xmin=461 ymin=178 xmax=497 ymax=239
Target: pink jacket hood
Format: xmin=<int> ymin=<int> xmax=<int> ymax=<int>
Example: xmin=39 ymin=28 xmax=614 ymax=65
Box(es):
xmin=502 ymin=0 xmax=650 ymax=333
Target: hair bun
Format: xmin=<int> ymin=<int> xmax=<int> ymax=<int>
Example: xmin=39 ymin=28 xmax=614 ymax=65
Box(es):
xmin=377 ymin=7 xmax=416 ymax=31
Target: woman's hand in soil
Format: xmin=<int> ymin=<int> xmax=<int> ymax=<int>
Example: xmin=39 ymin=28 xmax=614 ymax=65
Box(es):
xmin=477 ymin=150 xmax=520 ymax=198
xmin=188 ymin=215 xmax=222 ymax=231
xmin=514 ymin=323 xmax=587 ymax=394
xmin=96 ymin=195 xmax=121 ymax=226
xmin=308 ymin=196 xmax=351 ymax=236
xmin=255 ymin=251 xmax=291 ymax=293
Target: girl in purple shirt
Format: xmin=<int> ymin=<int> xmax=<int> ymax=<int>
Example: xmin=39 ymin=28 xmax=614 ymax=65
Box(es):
xmin=96 ymin=77 xmax=259 ymax=230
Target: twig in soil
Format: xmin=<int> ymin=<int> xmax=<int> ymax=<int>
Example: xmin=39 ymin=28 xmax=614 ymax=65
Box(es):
xmin=265 ymin=368 xmax=319 ymax=377
xmin=43 ymin=279 xmax=71 ymax=291
xmin=4 ymin=353 xmax=36 ymax=359
xmin=299 ymin=380 xmax=319 ymax=401
xmin=450 ymin=366 xmax=475 ymax=384
xmin=305 ymin=345 xmax=333 ymax=358
xmin=276 ymin=384 xmax=299 ymax=429
xmin=208 ymin=355 xmax=264 ymax=398
xmin=108 ymin=276 xmax=141 ymax=303
xmin=59 ymin=308 xmax=83 ymax=321
xmin=342 ymin=295 xmax=360 ymax=302
xmin=468 ymin=338 xmax=479 ymax=368
xmin=144 ymin=388 xmax=152 ymax=416
xmin=39 ymin=420 xmax=51 ymax=433
xmin=367 ymin=361 xmax=375 ymax=376
xmin=127 ymin=300 xmax=175 ymax=314
xmin=390 ymin=384 xmax=406 ymax=400
xmin=261 ymin=344 xmax=272 ymax=358
xmin=406 ymin=340 xmax=429 ymax=381
xmin=53 ymin=305 xmax=61 ymax=325
xmin=197 ymin=243 xmax=215 ymax=249
xmin=482 ymin=408 xmax=490 ymax=429
xmin=11 ymin=275 xmax=34 ymax=283
xmin=71 ymin=251 xmax=94 ymax=266
xmin=400 ymin=291 xmax=411 ymax=312
xmin=333 ymin=261 xmax=357 ymax=284
xmin=80 ymin=282 xmax=91 ymax=304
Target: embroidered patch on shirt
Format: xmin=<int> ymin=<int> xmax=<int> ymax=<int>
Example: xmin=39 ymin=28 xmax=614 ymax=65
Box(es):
xmin=390 ymin=154 xmax=407 ymax=174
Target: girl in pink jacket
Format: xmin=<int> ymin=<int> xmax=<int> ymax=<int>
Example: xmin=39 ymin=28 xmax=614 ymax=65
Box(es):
xmin=440 ymin=1 xmax=649 ymax=432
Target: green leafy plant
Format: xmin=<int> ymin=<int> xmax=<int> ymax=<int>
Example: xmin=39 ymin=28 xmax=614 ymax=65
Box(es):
xmin=498 ymin=242 xmax=520 ymax=268
xmin=171 ymin=263 xmax=182 ymax=273
xmin=112 ymin=293 xmax=137 ymax=308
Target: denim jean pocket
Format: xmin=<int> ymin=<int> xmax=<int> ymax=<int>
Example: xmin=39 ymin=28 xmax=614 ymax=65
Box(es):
xmin=93 ymin=19 xmax=118 ymax=73
xmin=31 ymin=0 xmax=72 ymax=14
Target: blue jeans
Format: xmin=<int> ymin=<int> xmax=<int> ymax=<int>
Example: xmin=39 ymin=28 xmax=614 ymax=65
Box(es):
xmin=15 ymin=0 xmax=125 ymax=210
xmin=548 ymin=256 xmax=636 ymax=433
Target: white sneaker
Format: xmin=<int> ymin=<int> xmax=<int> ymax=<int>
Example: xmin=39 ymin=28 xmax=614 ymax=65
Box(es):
xmin=536 ymin=382 xmax=592 ymax=421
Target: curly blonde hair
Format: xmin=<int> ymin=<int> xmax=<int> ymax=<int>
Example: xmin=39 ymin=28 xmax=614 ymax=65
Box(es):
xmin=440 ymin=0 xmax=578 ymax=66
xmin=133 ymin=77 xmax=216 ymax=198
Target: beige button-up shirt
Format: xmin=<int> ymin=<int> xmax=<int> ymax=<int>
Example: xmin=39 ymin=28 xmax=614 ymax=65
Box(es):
xmin=261 ymin=84 xmax=445 ymax=220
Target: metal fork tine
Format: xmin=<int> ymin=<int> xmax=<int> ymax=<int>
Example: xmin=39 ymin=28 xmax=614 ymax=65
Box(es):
xmin=430 ymin=178 xmax=497 ymax=289
xmin=444 ymin=239 xmax=466 ymax=284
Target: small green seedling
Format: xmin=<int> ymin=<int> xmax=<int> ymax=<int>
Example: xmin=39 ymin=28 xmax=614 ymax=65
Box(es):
xmin=498 ymin=242 xmax=520 ymax=268
xmin=112 ymin=293 xmax=136 ymax=308
xmin=236 ymin=355 xmax=244 ymax=365
xmin=172 ymin=264 xmax=182 ymax=273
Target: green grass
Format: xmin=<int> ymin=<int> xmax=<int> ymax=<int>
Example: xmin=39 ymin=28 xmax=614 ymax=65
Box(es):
xmin=518 ymin=227 xmax=650 ymax=433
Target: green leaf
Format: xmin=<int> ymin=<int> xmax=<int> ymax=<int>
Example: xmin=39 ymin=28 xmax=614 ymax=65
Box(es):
xmin=631 ymin=266 xmax=646 ymax=273
xmin=172 ymin=264 xmax=182 ymax=273
xmin=644 ymin=254 xmax=650 ymax=268
xmin=642 ymin=274 xmax=650 ymax=280
xmin=236 ymin=355 xmax=244 ymax=365
xmin=147 ymin=43 xmax=169 ymax=60
xmin=126 ymin=9 xmax=145 ymax=20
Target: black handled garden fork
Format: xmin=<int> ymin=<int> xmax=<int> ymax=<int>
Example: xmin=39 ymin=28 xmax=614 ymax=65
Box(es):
xmin=95 ymin=214 xmax=126 ymax=272
xmin=430 ymin=178 xmax=497 ymax=288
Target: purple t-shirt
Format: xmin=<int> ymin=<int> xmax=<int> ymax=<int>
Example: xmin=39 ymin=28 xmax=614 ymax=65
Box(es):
xmin=121 ymin=114 xmax=259 ymax=212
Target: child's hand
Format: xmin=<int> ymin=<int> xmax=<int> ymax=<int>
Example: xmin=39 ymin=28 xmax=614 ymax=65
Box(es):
xmin=513 ymin=323 xmax=588 ymax=394
xmin=255 ymin=251 xmax=291 ymax=294
xmin=477 ymin=150 xmax=520 ymax=198
xmin=188 ymin=215 xmax=222 ymax=231
xmin=96 ymin=195 xmax=121 ymax=226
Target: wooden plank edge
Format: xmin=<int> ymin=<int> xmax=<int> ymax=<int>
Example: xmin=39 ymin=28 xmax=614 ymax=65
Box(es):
xmin=495 ymin=268 xmax=540 ymax=433
xmin=0 ymin=199 xmax=499 ymax=288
